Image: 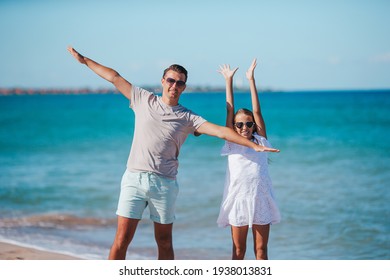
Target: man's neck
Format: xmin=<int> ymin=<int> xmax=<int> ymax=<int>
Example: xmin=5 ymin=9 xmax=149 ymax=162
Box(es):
xmin=161 ymin=95 xmax=179 ymax=107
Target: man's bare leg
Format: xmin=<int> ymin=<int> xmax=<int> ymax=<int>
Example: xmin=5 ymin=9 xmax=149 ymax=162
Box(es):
xmin=108 ymin=216 xmax=139 ymax=260
xmin=154 ymin=222 xmax=174 ymax=260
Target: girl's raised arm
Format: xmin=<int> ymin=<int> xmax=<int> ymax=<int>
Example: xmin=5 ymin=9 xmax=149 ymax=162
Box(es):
xmin=218 ymin=64 xmax=238 ymax=128
xmin=246 ymin=59 xmax=267 ymax=138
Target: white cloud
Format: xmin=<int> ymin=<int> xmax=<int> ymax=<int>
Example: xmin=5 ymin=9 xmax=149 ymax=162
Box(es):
xmin=370 ymin=52 xmax=390 ymax=63
xmin=328 ymin=56 xmax=341 ymax=65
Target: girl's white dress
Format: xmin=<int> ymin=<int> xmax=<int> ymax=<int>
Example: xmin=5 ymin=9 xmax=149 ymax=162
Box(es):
xmin=217 ymin=133 xmax=281 ymax=228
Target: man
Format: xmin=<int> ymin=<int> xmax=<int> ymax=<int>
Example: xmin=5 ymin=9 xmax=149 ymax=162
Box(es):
xmin=67 ymin=46 xmax=279 ymax=260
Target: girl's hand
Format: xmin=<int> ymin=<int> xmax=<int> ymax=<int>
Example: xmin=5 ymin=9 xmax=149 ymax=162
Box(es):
xmin=218 ymin=64 xmax=238 ymax=80
xmin=246 ymin=58 xmax=257 ymax=80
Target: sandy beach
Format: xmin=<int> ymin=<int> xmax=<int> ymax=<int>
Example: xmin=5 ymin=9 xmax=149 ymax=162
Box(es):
xmin=0 ymin=242 xmax=80 ymax=260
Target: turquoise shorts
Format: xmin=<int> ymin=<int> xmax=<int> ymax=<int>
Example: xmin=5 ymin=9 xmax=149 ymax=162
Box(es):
xmin=116 ymin=170 xmax=179 ymax=224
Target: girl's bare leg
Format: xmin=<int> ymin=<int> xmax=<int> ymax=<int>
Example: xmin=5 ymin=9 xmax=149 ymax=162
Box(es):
xmin=231 ymin=225 xmax=249 ymax=260
xmin=252 ymin=224 xmax=270 ymax=260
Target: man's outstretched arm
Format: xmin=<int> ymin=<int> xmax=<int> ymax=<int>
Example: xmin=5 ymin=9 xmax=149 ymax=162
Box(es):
xmin=196 ymin=122 xmax=280 ymax=153
xmin=67 ymin=46 xmax=132 ymax=100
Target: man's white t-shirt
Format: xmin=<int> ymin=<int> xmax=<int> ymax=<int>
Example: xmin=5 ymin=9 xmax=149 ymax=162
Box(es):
xmin=126 ymin=86 xmax=207 ymax=179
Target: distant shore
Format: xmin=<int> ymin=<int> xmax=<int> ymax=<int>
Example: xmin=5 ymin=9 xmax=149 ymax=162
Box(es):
xmin=2 ymin=87 xmax=389 ymax=96
xmin=0 ymin=86 xmax=278 ymax=96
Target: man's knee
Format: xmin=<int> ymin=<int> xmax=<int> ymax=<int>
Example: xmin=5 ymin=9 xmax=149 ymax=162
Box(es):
xmin=113 ymin=233 xmax=132 ymax=249
xmin=154 ymin=223 xmax=173 ymax=247
xmin=155 ymin=232 xmax=172 ymax=244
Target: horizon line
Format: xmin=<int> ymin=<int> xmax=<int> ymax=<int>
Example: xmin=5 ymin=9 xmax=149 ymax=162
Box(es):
xmin=1 ymin=86 xmax=389 ymax=96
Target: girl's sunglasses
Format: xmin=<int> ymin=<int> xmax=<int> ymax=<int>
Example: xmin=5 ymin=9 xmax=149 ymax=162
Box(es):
xmin=234 ymin=122 xmax=255 ymax=129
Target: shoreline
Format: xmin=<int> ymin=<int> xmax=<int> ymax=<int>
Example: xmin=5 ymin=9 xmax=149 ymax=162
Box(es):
xmin=0 ymin=241 xmax=228 ymax=260
xmin=0 ymin=241 xmax=81 ymax=260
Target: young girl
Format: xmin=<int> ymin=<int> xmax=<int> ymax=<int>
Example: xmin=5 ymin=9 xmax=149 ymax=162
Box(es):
xmin=217 ymin=59 xmax=281 ymax=260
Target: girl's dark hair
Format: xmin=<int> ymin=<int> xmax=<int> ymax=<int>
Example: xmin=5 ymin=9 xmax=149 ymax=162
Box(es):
xmin=234 ymin=108 xmax=257 ymax=134
xmin=162 ymin=64 xmax=188 ymax=82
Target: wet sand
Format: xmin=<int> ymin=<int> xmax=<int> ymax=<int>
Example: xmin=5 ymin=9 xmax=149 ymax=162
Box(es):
xmin=0 ymin=242 xmax=81 ymax=260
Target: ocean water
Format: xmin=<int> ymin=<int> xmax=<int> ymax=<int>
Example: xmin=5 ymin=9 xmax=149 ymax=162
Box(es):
xmin=0 ymin=90 xmax=389 ymax=260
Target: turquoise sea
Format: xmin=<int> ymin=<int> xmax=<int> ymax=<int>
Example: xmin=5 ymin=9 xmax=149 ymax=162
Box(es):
xmin=0 ymin=90 xmax=389 ymax=260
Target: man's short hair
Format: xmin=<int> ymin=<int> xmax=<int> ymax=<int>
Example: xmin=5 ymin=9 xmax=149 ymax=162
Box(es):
xmin=163 ymin=64 xmax=188 ymax=82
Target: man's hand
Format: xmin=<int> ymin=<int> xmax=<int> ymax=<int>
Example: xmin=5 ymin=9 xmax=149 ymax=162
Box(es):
xmin=67 ymin=46 xmax=87 ymax=65
xmin=254 ymin=145 xmax=280 ymax=153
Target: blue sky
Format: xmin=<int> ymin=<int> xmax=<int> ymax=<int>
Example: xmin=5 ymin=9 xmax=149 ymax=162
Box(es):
xmin=1 ymin=0 xmax=389 ymax=90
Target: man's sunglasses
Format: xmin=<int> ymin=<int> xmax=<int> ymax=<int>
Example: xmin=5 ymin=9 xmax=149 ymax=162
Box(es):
xmin=234 ymin=122 xmax=255 ymax=129
xmin=165 ymin=77 xmax=186 ymax=88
